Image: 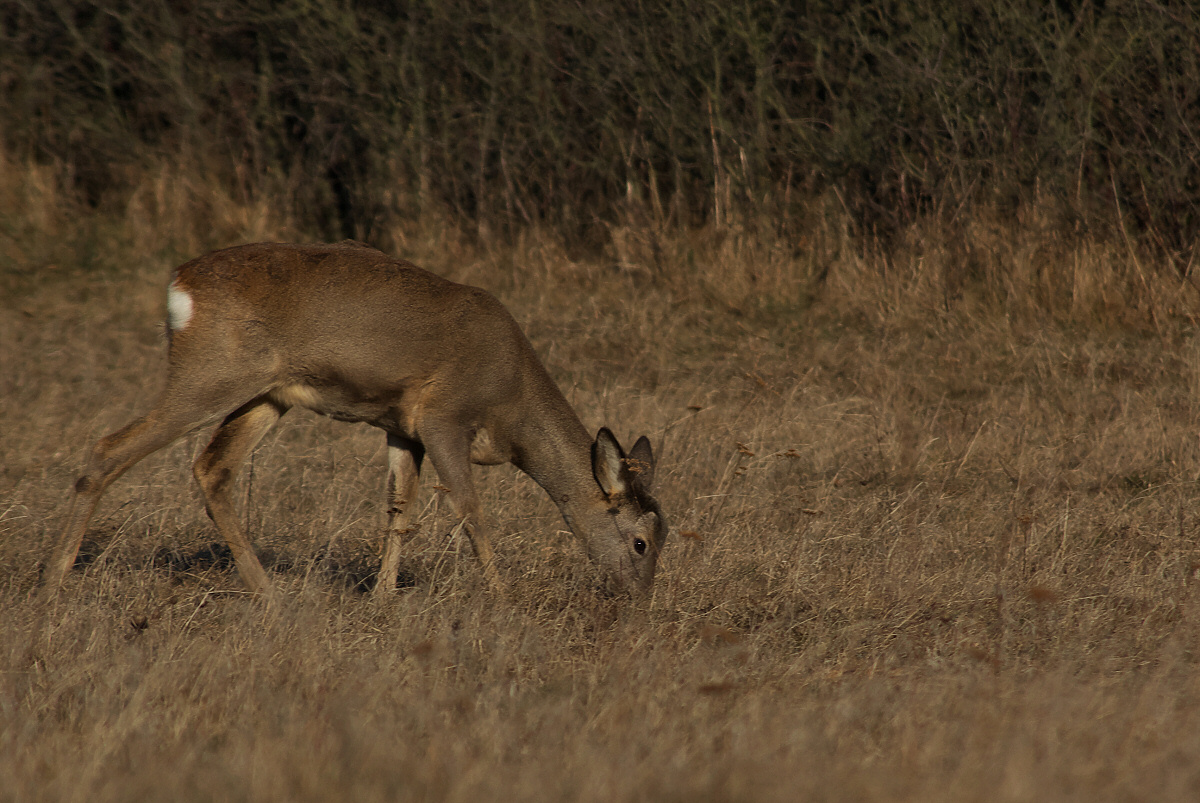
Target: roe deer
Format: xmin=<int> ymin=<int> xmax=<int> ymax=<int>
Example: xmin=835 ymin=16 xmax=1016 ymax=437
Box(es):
xmin=45 ymin=241 xmax=666 ymax=599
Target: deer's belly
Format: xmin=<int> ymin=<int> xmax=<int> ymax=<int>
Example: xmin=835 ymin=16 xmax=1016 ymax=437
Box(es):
xmin=268 ymin=382 xmax=410 ymax=434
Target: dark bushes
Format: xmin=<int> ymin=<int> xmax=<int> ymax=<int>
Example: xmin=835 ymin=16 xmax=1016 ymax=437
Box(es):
xmin=2 ymin=0 xmax=1197 ymax=256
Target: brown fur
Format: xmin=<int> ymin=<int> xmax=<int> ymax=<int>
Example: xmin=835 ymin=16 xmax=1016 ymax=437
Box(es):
xmin=44 ymin=242 xmax=667 ymax=599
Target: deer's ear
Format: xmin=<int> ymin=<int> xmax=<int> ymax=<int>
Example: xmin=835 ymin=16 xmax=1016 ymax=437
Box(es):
xmin=627 ymin=435 xmax=655 ymax=491
xmin=592 ymin=427 xmax=627 ymax=498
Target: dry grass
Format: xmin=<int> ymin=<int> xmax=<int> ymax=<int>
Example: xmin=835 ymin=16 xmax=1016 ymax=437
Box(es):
xmin=4 ymin=159 xmax=1200 ymax=801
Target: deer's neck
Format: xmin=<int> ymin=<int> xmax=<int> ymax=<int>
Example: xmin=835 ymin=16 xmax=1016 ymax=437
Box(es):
xmin=510 ymin=378 xmax=601 ymax=526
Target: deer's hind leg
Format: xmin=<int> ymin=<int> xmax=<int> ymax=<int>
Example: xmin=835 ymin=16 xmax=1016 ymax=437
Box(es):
xmin=46 ymin=385 xmax=264 ymax=597
xmin=192 ymin=397 xmax=285 ymax=596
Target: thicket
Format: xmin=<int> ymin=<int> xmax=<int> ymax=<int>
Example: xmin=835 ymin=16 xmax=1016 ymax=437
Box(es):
xmin=2 ymin=0 xmax=1198 ymax=261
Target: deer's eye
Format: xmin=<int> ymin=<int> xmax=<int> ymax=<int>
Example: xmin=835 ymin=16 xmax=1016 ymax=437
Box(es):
xmin=633 ymin=538 xmax=647 ymax=555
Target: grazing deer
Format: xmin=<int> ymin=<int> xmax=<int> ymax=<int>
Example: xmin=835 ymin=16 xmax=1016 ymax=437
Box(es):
xmin=45 ymin=241 xmax=666 ymax=599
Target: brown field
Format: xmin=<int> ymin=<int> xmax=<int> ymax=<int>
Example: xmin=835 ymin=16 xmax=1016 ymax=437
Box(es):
xmin=4 ymin=162 xmax=1200 ymax=801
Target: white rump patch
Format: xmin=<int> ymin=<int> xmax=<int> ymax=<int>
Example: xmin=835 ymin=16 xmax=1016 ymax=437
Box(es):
xmin=166 ymin=281 xmax=194 ymax=331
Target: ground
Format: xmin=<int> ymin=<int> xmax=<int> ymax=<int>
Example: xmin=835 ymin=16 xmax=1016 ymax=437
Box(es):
xmin=3 ymin=208 xmax=1200 ymax=801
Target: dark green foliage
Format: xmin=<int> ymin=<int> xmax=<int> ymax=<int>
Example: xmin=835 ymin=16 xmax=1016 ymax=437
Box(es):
xmin=2 ymin=0 xmax=1198 ymax=253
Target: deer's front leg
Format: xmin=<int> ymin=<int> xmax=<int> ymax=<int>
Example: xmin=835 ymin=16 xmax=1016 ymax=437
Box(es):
xmin=421 ymin=425 xmax=503 ymax=591
xmin=376 ymin=433 xmax=425 ymax=597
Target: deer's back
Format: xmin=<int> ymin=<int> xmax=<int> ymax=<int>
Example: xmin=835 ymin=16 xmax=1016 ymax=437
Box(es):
xmin=169 ymin=242 xmax=536 ymax=409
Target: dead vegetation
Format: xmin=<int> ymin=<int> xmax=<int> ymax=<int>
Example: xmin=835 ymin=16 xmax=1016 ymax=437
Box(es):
xmin=3 ymin=157 xmax=1200 ymax=801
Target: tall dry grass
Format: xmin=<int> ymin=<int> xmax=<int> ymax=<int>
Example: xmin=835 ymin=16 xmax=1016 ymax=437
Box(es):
xmin=3 ymin=157 xmax=1200 ymax=801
